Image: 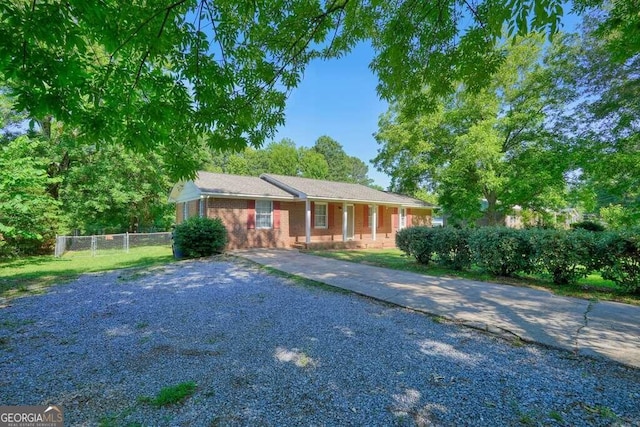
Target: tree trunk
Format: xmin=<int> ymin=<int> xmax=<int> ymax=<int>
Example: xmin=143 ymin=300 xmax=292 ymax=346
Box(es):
xmin=484 ymin=192 xmax=501 ymax=226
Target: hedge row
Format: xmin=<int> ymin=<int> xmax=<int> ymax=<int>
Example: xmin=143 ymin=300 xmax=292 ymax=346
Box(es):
xmin=396 ymin=226 xmax=640 ymax=294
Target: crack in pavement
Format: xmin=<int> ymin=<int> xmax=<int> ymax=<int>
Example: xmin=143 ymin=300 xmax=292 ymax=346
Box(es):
xmin=574 ymin=299 xmax=597 ymax=355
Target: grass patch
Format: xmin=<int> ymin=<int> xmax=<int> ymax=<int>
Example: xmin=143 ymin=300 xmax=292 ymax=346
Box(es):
xmin=310 ymin=249 xmax=640 ymax=305
xmin=549 ymin=410 xmax=564 ymax=424
xmin=0 ymin=246 xmax=173 ymax=300
xmin=138 ymin=381 xmax=197 ymax=407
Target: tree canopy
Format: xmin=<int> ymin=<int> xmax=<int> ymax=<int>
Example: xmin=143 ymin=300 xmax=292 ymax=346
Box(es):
xmin=373 ymin=35 xmax=574 ymax=225
xmin=0 ymin=0 xmax=574 ymax=178
xmin=554 ymin=14 xmax=640 ymax=227
xmin=206 ymin=135 xmax=373 ymax=185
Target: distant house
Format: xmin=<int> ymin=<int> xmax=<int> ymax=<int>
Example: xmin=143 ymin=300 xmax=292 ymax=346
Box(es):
xmin=505 ymin=205 xmax=582 ymax=229
xmin=169 ymin=172 xmax=434 ymax=250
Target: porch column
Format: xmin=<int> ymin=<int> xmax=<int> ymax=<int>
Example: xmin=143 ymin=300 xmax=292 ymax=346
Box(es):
xmin=342 ymin=202 xmax=348 ymax=242
xmin=372 ymin=204 xmax=377 ymax=241
xmin=305 ymin=199 xmax=311 ymax=244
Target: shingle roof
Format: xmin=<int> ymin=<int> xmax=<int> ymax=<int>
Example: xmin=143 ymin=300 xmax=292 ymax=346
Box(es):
xmin=174 ymin=171 xmax=433 ymax=207
xmin=261 ymin=174 xmax=432 ymax=207
xmin=194 ymin=172 xmax=295 ymax=199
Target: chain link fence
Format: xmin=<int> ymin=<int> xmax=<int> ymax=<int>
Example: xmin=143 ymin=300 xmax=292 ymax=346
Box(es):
xmin=54 ymin=232 xmax=172 ymax=258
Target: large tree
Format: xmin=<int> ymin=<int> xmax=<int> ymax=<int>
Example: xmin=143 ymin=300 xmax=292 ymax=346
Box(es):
xmin=373 ymin=35 xmax=572 ymax=225
xmin=0 ymin=135 xmax=62 ymax=256
xmin=0 ymin=90 xmax=178 ymax=254
xmin=206 ymin=136 xmax=374 ymax=183
xmin=557 ymin=14 xmax=640 ymax=226
xmin=311 ymin=135 xmax=372 ymax=184
xmin=60 ymin=144 xmax=175 ymax=234
xmin=0 ymin=0 xmax=569 ymax=178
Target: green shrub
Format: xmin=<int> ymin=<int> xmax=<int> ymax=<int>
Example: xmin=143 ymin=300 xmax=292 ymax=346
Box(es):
xmin=396 ymin=226 xmax=435 ymax=265
xmin=396 ymin=227 xmax=417 ymax=256
xmin=529 ymin=229 xmax=598 ymax=285
xmin=599 ymin=229 xmax=640 ymax=294
xmin=469 ymin=227 xmax=535 ymax=276
xmin=173 ymin=217 xmax=227 ymax=258
xmin=571 ymin=220 xmax=606 ymax=232
xmin=431 ymin=227 xmax=471 ymax=271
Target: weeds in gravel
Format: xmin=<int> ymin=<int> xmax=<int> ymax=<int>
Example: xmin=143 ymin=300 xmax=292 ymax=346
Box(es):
xmin=518 ymin=412 xmax=536 ymax=426
xmin=510 ymin=337 xmax=524 ymax=348
xmin=98 ymin=407 xmax=137 ymax=427
xmin=581 ymin=403 xmax=618 ymax=421
xmin=138 ymin=381 xmax=197 ymax=407
xmin=135 ymin=322 xmax=149 ymax=329
xmin=0 ymin=319 xmax=35 ymax=329
xmin=549 ymin=410 xmax=564 ymax=423
xmin=431 ymin=315 xmax=447 ymax=324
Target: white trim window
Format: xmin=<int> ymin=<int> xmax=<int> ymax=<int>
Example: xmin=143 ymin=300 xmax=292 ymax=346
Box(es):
xmin=183 ymin=202 xmax=189 ymax=221
xmin=400 ymin=208 xmax=407 ymax=229
xmin=256 ymin=200 xmax=273 ymax=229
xmin=314 ymin=202 xmax=328 ymax=228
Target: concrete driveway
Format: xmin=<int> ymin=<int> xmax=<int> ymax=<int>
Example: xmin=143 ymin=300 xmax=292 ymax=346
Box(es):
xmin=235 ymin=249 xmax=640 ymax=369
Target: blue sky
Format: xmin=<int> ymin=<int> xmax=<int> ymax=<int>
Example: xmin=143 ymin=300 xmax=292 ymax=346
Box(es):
xmin=274 ymin=42 xmax=390 ymax=187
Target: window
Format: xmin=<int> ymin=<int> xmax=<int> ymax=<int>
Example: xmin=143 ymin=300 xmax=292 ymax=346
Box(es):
xmin=314 ymin=203 xmax=327 ymax=228
xmin=183 ymin=202 xmax=189 ymax=221
xmin=255 ymin=200 xmax=273 ymax=229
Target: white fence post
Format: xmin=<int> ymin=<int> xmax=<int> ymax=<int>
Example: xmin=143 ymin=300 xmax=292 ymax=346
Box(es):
xmin=91 ymin=236 xmax=97 ymax=257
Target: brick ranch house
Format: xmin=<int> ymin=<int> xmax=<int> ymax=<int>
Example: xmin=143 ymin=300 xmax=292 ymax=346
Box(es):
xmin=169 ymin=172 xmax=434 ymax=250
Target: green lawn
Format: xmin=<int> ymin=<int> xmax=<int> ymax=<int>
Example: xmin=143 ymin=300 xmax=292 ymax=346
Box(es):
xmin=0 ymin=246 xmax=174 ymax=301
xmin=310 ymin=248 xmax=640 ymax=305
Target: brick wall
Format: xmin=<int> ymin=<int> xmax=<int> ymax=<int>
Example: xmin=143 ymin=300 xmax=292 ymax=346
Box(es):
xmin=175 ymin=198 xmax=433 ymax=249
xmin=206 ymin=198 xmax=290 ymax=250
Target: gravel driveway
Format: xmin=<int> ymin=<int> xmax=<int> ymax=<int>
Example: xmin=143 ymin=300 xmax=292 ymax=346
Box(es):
xmin=1 ymin=258 xmax=638 ymax=426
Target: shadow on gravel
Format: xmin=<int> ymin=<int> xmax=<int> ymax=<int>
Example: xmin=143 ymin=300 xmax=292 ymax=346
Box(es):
xmin=1 ymin=258 xmax=638 ymax=426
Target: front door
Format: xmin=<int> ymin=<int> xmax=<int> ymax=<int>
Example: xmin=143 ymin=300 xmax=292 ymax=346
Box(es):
xmin=346 ymin=205 xmax=355 ymax=240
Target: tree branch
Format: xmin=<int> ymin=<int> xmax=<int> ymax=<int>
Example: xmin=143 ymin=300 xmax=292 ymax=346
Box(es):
xmin=461 ymin=0 xmax=491 ymax=39
xmin=253 ymin=0 xmax=350 ymax=95
xmin=22 ymin=0 xmax=37 ymax=70
xmin=132 ymin=1 xmax=185 ymax=91
xmin=203 ymin=0 xmax=228 ymax=67
xmin=502 ymin=104 xmax=545 ymax=152
xmin=112 ymin=0 xmax=188 ymax=61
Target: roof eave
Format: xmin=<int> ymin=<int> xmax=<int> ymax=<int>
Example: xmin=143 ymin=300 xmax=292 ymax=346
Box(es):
xmin=200 ymin=191 xmax=296 ymax=201
xmin=305 ymin=195 xmax=433 ymax=207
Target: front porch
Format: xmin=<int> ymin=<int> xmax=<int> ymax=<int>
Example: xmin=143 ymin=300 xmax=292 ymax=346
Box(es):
xmin=291 ymin=239 xmax=393 ymax=250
